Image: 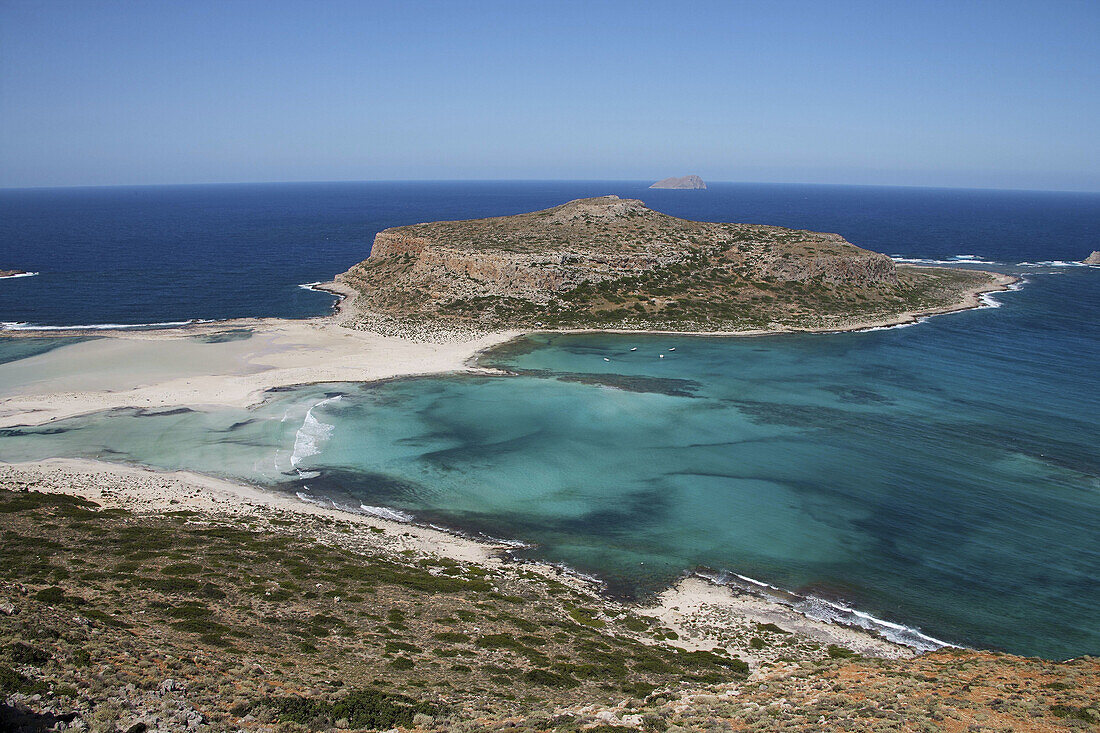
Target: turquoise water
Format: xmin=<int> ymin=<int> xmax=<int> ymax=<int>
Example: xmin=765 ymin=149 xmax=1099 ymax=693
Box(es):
xmin=1 ymin=266 xmax=1097 ymax=660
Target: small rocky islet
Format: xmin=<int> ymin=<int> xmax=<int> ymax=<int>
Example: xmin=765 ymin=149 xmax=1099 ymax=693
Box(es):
xmin=649 ymin=175 xmax=707 ymax=190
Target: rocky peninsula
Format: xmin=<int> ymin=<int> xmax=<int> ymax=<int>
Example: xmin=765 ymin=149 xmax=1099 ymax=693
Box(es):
xmin=337 ymin=196 xmax=1012 ymax=334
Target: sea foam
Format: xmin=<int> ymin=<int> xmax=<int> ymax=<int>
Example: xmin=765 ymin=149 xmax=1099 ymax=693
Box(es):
xmin=889 ymin=254 xmax=999 ymax=265
xmin=358 ymin=504 xmax=415 ymax=522
xmin=290 ymin=395 xmax=341 ymax=468
xmin=697 ymin=569 xmax=954 ymax=653
xmin=0 ymin=318 xmax=211 ymax=331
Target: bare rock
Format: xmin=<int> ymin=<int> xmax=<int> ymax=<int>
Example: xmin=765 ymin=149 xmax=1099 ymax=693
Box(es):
xmin=650 ymin=175 xmax=707 ymax=189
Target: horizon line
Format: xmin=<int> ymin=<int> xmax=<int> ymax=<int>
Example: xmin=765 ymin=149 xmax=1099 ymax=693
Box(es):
xmin=1 ymin=178 xmax=1098 ymax=196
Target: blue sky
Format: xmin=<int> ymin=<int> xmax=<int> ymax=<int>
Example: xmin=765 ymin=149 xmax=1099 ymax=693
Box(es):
xmin=1 ymin=0 xmax=1097 ymax=190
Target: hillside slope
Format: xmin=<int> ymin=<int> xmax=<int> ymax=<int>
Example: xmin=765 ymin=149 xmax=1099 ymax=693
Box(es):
xmin=2 ymin=480 xmax=1096 ymax=732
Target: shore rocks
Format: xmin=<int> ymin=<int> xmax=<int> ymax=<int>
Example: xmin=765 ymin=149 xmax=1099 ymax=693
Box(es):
xmin=1083 ymin=250 xmax=1100 ymax=265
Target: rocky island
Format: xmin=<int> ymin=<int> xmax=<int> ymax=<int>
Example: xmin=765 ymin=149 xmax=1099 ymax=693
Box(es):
xmin=1083 ymin=250 xmax=1100 ymax=265
xmin=649 ymin=174 xmax=706 ymax=189
xmin=337 ymin=196 xmax=1012 ymax=334
xmin=0 ymin=269 xmax=31 ymax=279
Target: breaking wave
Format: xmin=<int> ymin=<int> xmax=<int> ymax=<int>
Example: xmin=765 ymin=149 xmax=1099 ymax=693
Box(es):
xmin=696 ymin=569 xmax=954 ymax=652
xmin=1 ymin=318 xmax=213 ymax=331
xmin=1017 ymin=260 xmax=1096 ymax=268
xmin=359 ymin=504 xmax=415 ymax=522
xmin=290 ymin=396 xmax=341 ymax=468
xmin=890 ymin=254 xmax=998 ymax=265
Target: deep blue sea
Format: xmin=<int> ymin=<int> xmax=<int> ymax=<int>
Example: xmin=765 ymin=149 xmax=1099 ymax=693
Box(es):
xmin=1 ymin=181 xmax=1098 ymax=659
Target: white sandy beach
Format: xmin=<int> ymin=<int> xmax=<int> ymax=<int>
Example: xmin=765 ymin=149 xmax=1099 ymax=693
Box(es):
xmin=0 ymin=317 xmax=518 ymax=428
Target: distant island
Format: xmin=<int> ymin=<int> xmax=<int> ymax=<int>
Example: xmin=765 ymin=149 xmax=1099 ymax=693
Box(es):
xmin=1083 ymin=250 xmax=1100 ymax=265
xmin=0 ymin=269 xmax=32 ymax=279
xmin=650 ymin=174 xmax=706 ymax=189
xmin=337 ymin=195 xmax=1012 ymax=333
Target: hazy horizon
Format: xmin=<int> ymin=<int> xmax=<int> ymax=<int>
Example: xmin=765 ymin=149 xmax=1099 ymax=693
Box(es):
xmin=3 ymin=177 xmax=1099 ymax=196
xmin=2 ymin=0 xmax=1098 ymax=192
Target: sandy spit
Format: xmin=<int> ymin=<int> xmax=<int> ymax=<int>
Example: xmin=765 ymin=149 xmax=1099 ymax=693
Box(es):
xmin=0 ymin=270 xmax=1015 ymax=429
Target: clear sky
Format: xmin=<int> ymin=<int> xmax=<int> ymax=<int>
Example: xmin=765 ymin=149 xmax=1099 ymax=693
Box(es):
xmin=1 ymin=0 xmax=1098 ymax=190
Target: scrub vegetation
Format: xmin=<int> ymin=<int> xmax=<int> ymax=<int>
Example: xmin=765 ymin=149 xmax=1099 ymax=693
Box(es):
xmin=2 ymin=487 xmax=1095 ymax=732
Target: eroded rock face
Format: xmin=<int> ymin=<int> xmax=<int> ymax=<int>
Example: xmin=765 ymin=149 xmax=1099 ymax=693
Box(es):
xmin=1083 ymin=251 xmax=1100 ymax=265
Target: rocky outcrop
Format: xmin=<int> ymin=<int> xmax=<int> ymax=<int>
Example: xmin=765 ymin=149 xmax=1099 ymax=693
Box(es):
xmin=0 ymin=269 xmax=29 ymax=278
xmin=336 ymin=195 xmax=982 ymax=331
xmin=1083 ymin=251 xmax=1100 ymax=265
xmin=650 ymin=175 xmax=706 ymax=189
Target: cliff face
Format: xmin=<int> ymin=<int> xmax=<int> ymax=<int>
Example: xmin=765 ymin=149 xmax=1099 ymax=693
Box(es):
xmin=650 ymin=175 xmax=707 ymax=189
xmin=339 ymin=196 xmax=985 ymax=331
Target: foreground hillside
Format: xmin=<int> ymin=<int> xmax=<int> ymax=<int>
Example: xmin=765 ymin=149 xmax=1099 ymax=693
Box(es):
xmin=2 ymin=479 xmax=1096 ymax=732
xmin=337 ymin=196 xmax=1003 ymax=333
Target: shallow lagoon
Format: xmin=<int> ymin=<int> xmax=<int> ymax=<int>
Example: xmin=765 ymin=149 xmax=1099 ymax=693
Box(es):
xmin=1 ymin=267 xmax=1098 ymax=659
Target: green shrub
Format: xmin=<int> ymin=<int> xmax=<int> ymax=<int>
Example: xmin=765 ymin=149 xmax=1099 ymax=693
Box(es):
xmin=827 ymin=645 xmax=857 ymax=659
xmin=160 ymin=562 xmax=203 ymax=576
xmin=567 ymin=607 xmax=605 ymax=628
xmin=34 ymin=586 xmax=68 ymax=604
xmin=0 ymin=664 xmax=46 ymax=694
xmin=264 ymin=686 xmax=440 ymax=726
xmin=9 ymin=642 xmax=49 ymax=666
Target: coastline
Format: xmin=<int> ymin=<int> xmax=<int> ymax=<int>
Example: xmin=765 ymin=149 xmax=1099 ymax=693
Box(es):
xmin=0 ymin=456 xmax=917 ymax=664
xmin=0 ymin=268 xmax=1017 ymax=430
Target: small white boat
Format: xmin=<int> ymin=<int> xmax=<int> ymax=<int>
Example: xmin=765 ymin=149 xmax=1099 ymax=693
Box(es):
xmin=603 ymin=357 xmax=610 ymax=362
xmin=659 ymin=354 xmax=665 ymax=358
xmin=668 ymin=347 xmax=676 ymax=351
xmin=630 ymin=347 xmax=637 ymax=351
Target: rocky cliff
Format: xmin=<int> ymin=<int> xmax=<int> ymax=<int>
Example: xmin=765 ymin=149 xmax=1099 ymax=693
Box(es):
xmin=1083 ymin=250 xmax=1100 ymax=265
xmin=650 ymin=175 xmax=707 ymax=189
xmin=338 ymin=196 xmax=993 ymax=331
